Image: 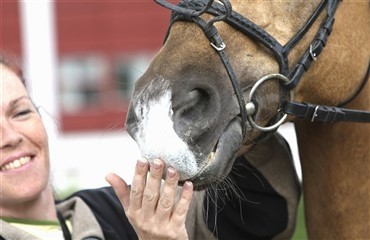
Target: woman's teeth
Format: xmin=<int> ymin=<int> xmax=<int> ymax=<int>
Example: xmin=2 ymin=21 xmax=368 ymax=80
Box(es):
xmin=1 ymin=156 xmax=31 ymax=171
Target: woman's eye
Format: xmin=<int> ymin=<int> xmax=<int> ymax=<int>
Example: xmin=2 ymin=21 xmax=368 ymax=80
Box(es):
xmin=14 ymin=109 xmax=32 ymax=118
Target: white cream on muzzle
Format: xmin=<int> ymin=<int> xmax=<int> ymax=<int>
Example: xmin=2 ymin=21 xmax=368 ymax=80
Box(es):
xmin=132 ymin=84 xmax=198 ymax=180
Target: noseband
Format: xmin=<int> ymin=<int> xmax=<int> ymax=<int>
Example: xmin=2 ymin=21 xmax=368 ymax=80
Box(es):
xmin=155 ymin=0 xmax=370 ymax=138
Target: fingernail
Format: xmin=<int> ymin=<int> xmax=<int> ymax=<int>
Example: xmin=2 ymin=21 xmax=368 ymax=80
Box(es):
xmin=184 ymin=181 xmax=193 ymax=190
xmin=167 ymin=167 xmax=176 ymax=178
xmin=137 ymin=158 xmax=147 ymax=167
xmin=152 ymin=159 xmax=162 ymax=170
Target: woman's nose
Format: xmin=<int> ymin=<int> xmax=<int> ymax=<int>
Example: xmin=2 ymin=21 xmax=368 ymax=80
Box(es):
xmin=0 ymin=119 xmax=22 ymax=149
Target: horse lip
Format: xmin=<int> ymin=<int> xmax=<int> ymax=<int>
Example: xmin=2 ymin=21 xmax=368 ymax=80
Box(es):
xmin=183 ymin=117 xmax=244 ymax=190
xmin=208 ymin=117 xmax=243 ymax=168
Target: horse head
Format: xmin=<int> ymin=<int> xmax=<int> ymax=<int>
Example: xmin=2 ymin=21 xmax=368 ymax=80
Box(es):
xmin=126 ymin=0 xmax=369 ymax=190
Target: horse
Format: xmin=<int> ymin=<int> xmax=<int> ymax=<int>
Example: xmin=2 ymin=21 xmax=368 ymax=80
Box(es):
xmin=125 ymin=0 xmax=370 ymax=239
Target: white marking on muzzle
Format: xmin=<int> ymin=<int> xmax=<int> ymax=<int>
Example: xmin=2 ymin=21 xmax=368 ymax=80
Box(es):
xmin=134 ymin=87 xmax=198 ymax=180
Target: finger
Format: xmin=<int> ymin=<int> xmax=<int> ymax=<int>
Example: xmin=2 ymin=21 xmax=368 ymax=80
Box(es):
xmin=141 ymin=158 xmax=164 ymax=218
xmin=171 ymin=181 xmax=193 ymax=226
xmin=155 ymin=167 xmax=179 ymax=221
xmin=129 ymin=158 xmax=149 ymax=211
xmin=105 ymin=173 xmax=130 ymax=211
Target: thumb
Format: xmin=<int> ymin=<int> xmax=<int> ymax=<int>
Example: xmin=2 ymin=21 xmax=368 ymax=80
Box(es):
xmin=105 ymin=172 xmax=131 ymax=211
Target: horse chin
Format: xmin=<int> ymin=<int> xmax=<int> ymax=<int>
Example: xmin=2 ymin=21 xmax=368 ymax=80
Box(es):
xmin=182 ymin=117 xmax=245 ymax=190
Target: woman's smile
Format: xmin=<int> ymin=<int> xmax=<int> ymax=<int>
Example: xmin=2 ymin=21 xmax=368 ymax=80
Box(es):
xmin=1 ymin=155 xmax=32 ymax=172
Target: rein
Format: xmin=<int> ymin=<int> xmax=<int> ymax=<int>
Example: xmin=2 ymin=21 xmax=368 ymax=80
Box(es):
xmin=155 ymin=0 xmax=370 ymax=137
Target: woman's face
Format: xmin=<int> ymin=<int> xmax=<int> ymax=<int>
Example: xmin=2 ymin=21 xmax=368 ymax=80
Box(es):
xmin=0 ymin=63 xmax=51 ymax=209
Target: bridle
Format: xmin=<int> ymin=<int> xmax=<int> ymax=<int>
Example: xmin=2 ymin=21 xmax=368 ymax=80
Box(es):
xmin=155 ymin=0 xmax=370 ymax=139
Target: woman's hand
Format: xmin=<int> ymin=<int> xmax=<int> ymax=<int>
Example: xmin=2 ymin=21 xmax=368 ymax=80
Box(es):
xmin=106 ymin=158 xmax=193 ymax=240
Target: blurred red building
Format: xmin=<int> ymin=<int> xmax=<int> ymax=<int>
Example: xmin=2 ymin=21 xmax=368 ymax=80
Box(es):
xmin=1 ymin=1 xmax=171 ymax=132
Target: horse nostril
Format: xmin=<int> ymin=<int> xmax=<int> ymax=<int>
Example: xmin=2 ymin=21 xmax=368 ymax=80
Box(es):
xmin=179 ymin=89 xmax=207 ymax=120
xmin=173 ymin=88 xmax=217 ymax=142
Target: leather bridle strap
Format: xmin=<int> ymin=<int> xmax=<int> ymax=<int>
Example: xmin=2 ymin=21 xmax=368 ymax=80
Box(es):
xmin=283 ymin=61 xmax=370 ymax=123
xmin=284 ymin=101 xmax=370 ymax=123
xmin=285 ymin=0 xmax=339 ymax=90
xmin=194 ymin=16 xmax=249 ymax=136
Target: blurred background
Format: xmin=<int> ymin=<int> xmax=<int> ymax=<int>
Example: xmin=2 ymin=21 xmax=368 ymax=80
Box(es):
xmin=1 ymin=0 xmax=301 ymax=200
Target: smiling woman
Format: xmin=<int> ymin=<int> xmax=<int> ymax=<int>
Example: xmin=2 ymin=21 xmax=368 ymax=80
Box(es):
xmin=0 ymin=60 xmax=52 ymax=218
xmin=0 ymin=52 xmax=195 ymax=240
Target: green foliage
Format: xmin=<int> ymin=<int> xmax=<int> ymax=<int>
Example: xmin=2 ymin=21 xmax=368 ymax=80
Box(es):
xmin=292 ymin=198 xmax=308 ymax=240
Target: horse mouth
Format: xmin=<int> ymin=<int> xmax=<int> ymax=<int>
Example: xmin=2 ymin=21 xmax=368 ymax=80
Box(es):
xmin=180 ymin=117 xmax=245 ymax=190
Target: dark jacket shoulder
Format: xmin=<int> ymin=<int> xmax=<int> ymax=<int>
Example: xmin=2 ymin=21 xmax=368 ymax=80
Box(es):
xmin=66 ymin=187 xmax=138 ymax=240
